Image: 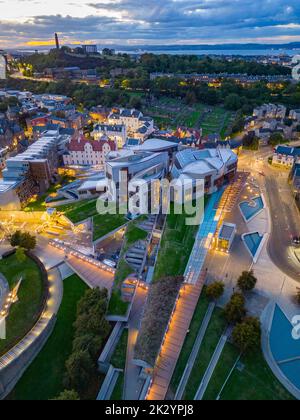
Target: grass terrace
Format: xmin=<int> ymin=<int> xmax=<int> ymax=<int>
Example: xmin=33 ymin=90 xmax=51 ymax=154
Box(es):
xmin=110 ymin=328 xmax=129 ymax=400
xmin=200 ymin=107 xmax=234 ymax=139
xmin=203 ymin=343 xmax=294 ymax=401
xmin=183 ymin=307 xmax=226 ymax=400
xmin=153 ymin=205 xmax=199 ymax=281
xmin=8 ymin=274 xmax=88 ymax=400
xmin=0 ymin=253 xmax=45 ymax=356
xmin=124 ymin=223 xmax=148 ymax=249
xmin=93 ymin=213 xmax=127 ymax=242
xmin=107 ymin=221 xmax=148 ymax=317
xmin=57 ymin=199 xmax=98 ymax=224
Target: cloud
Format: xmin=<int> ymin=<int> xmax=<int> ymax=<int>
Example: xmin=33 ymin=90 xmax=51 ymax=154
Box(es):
xmin=1 ymin=0 xmax=300 ymax=47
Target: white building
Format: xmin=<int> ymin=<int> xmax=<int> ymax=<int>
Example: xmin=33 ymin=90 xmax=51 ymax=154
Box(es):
xmin=63 ymin=136 xmax=117 ymax=167
xmin=108 ymin=109 xmax=154 ymax=138
xmin=253 ymin=104 xmax=287 ymax=120
xmin=272 ymin=145 xmax=300 ymax=167
xmin=289 ymin=110 xmax=300 ymax=122
xmin=172 ymin=148 xmax=238 ymax=196
xmin=0 ymin=55 xmax=6 ymax=80
xmin=92 ymin=124 xmax=127 ymax=149
xmin=0 ymin=147 xmax=8 ymax=171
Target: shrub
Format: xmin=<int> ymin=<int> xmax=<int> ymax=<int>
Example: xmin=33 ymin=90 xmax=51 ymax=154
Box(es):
xmin=232 ymin=317 xmax=261 ymax=353
xmin=224 ymin=293 xmax=246 ymax=324
xmin=206 ymin=281 xmax=225 ymax=301
xmin=135 ymin=276 xmax=184 ymax=367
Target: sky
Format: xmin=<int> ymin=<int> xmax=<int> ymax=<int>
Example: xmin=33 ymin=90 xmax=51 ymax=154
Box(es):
xmin=1 ymin=0 xmax=300 ymax=48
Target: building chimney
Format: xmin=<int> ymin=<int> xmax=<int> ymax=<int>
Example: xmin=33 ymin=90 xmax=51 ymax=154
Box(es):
xmin=55 ymin=33 xmax=60 ymax=50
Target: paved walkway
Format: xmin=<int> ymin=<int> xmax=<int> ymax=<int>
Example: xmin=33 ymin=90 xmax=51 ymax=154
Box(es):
xmin=147 ymin=272 xmax=206 ymax=400
xmin=194 ymin=326 xmax=231 ymax=400
xmin=261 ymin=302 xmax=300 ymax=400
xmin=124 ymin=285 xmax=148 ymax=400
xmin=0 ymin=274 xmax=9 ymax=312
xmin=66 ymin=255 xmax=115 ymax=292
xmin=0 ymin=265 xmax=63 ymax=371
xmin=185 ymin=191 xmax=223 ymax=284
xmin=175 ymin=302 xmax=215 ymax=400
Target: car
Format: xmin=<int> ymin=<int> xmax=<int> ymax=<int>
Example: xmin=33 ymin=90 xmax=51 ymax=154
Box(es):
xmin=103 ymin=258 xmax=117 ymax=268
xmin=292 ymin=236 xmax=300 ymax=245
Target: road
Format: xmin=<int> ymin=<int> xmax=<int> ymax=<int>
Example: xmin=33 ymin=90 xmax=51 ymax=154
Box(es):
xmin=238 ymin=148 xmax=300 ymax=282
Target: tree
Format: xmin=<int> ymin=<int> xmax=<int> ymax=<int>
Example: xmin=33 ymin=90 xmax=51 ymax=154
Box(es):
xmin=224 ymin=293 xmax=246 ymax=324
xmin=296 ymin=288 xmax=300 ymax=305
xmin=232 ymin=317 xmax=261 ymax=353
xmin=16 ymin=247 xmax=26 ymax=264
xmin=269 ymin=132 xmax=284 ymax=147
xmin=72 ymin=334 xmax=103 ymax=360
xmin=206 ymin=281 xmax=225 ymax=301
xmin=10 ymin=230 xmax=36 ymax=251
xmin=52 ymin=390 xmax=80 ymax=401
xmin=237 ymin=270 xmax=257 ymax=292
xmin=10 ymin=230 xmax=22 ymax=247
xmin=65 ymin=350 xmax=95 ymax=393
xmin=20 ymin=232 xmax=37 ymax=251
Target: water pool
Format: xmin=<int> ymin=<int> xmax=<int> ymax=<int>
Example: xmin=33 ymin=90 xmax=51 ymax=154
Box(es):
xmin=243 ymin=232 xmax=263 ymax=258
xmin=269 ymin=305 xmax=300 ymax=391
xmin=239 ymin=196 xmax=264 ymax=221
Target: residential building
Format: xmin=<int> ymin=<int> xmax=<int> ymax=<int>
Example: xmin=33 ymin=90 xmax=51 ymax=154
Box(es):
xmin=0 ymin=147 xmax=8 ymax=171
xmin=289 ymin=110 xmax=300 ymax=123
xmin=82 ymin=45 xmax=98 ymax=54
xmin=253 ymin=104 xmax=287 ymax=120
xmin=63 ymin=135 xmax=116 ymax=167
xmin=92 ymin=123 xmax=127 ymax=149
xmin=272 ymin=145 xmax=300 ymax=167
xmin=108 ymin=108 xmax=154 ymax=137
xmin=0 ymin=130 xmax=71 ymax=209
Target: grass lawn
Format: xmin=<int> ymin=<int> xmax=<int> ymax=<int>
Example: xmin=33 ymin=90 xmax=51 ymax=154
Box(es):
xmin=169 ymin=289 xmax=210 ymax=394
xmin=111 ymin=329 xmax=128 ymax=369
xmin=0 ymin=254 xmax=44 ymax=356
xmin=57 ymin=199 xmax=98 ymax=224
xmin=93 ymin=213 xmax=127 ymax=241
xmin=204 ymin=343 xmax=294 ymax=401
xmin=24 ymin=185 xmax=61 ymax=212
xmin=110 ymin=329 xmax=128 ymax=400
xmin=8 ymin=274 xmax=88 ymax=400
xmin=107 ymin=290 xmax=129 ymax=317
xmin=183 ymin=308 xmax=226 ymax=400
xmin=153 ymin=207 xmax=199 ymax=281
xmin=202 ymin=342 xmax=239 ymax=400
xmin=107 ymin=222 xmax=147 ymax=316
xmin=125 ymin=224 xmax=148 ymax=248
xmin=110 ymin=374 xmax=124 ymax=400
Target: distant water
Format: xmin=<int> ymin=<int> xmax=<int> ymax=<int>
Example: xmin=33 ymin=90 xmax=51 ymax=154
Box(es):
xmin=116 ymin=48 xmax=300 ymax=57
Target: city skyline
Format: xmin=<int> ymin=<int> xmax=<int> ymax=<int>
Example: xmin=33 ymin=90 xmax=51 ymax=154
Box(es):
xmin=1 ymin=0 xmax=300 ymax=48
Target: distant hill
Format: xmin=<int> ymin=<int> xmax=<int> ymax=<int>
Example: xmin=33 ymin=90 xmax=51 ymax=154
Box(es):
xmin=117 ymin=42 xmax=300 ymax=52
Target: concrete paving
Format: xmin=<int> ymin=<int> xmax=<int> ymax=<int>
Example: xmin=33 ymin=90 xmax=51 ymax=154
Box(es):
xmin=0 ymin=274 xmax=9 ymax=312
xmin=147 ymin=273 xmax=206 ymax=400
xmin=66 ymin=255 xmax=115 ymax=292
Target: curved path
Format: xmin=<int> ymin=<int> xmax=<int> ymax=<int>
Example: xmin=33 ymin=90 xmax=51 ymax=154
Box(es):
xmin=261 ymin=303 xmax=300 ymax=400
xmin=0 ymin=259 xmax=63 ymax=394
xmin=0 ymin=274 xmax=9 ymax=312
